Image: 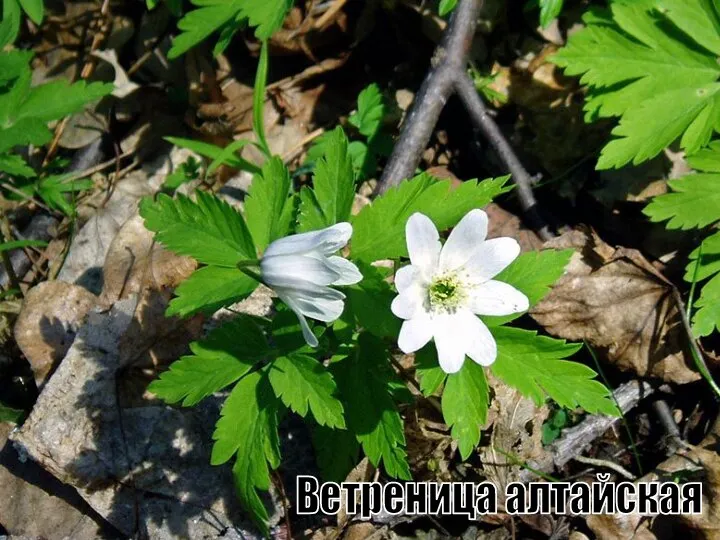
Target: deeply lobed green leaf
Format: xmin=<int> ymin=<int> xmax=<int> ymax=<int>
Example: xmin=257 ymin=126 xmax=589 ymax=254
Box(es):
xmin=351 ymin=174 xmax=511 ymax=263
xmin=139 ymin=191 xmax=256 ymax=267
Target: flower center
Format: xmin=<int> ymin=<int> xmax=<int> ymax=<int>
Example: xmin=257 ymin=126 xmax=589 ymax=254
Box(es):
xmin=428 ymin=274 xmax=466 ymax=312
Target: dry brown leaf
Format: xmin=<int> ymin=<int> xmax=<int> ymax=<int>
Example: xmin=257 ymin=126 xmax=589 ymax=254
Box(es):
xmin=531 ymin=228 xmax=698 ymax=384
xmin=485 ymin=203 xmax=544 ymax=252
xmin=480 ymin=375 xmax=547 ymax=507
xmin=588 ymin=419 xmax=720 ymax=540
xmin=13 ymin=281 xmax=98 ymax=386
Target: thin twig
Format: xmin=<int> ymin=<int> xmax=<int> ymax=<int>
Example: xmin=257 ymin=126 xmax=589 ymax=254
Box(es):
xmin=377 ymin=0 xmax=482 ymax=193
xmin=453 ymin=73 xmax=553 ymax=240
xmin=0 ymin=217 xmax=22 ymax=296
xmin=389 ymin=356 xmax=443 ymax=415
xmin=572 ymin=455 xmax=636 ymax=481
xmin=375 ymin=0 xmax=554 ymax=241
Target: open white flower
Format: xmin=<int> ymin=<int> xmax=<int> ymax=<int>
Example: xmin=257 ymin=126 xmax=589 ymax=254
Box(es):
xmin=391 ymin=209 xmax=529 ymax=373
xmin=260 ymin=222 xmax=362 ymax=347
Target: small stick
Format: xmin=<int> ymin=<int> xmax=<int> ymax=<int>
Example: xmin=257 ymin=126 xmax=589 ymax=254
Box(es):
xmin=573 ymin=455 xmax=636 ymax=481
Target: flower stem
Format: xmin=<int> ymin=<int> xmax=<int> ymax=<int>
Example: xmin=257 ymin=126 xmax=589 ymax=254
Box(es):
xmin=236 ymin=259 xmax=261 ymax=268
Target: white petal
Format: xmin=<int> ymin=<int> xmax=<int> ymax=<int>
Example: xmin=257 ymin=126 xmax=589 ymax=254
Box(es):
xmin=276 ymin=291 xmax=319 ymax=347
xmin=406 ymin=213 xmax=441 ymax=277
xmin=432 ymin=313 xmax=467 ymax=373
xmin=468 ymin=280 xmax=529 ymax=316
xmin=394 ymin=264 xmax=420 ymax=293
xmin=439 ymin=209 xmax=488 ymax=272
xmin=263 ymin=222 xmax=352 ymax=258
xmin=289 ymin=292 xmax=345 ymax=322
xmin=461 ymin=237 xmax=521 ymax=283
xmin=391 ymin=287 xmax=425 ymax=320
xmin=397 ymin=313 xmax=433 ymax=353
xmin=459 ymin=310 xmax=497 ymax=366
xmin=326 ymin=256 xmax=363 ymax=286
xmin=260 ymin=254 xmax=340 ymax=287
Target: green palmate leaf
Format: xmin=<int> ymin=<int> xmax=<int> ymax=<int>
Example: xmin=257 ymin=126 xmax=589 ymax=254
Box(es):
xmin=166 ymin=266 xmax=258 ymax=317
xmin=140 ymin=191 xmax=256 ymax=267
xmin=169 ymin=0 xmax=291 ymax=58
xmin=539 ymin=0 xmax=564 ymax=28
xmin=345 ymin=262 xmax=400 ymax=339
xmin=484 ymin=249 xmax=574 ymax=326
xmin=351 ymin=174 xmax=511 ymax=263
xmin=442 ymin=360 xmax=489 ymax=459
xmin=491 ymin=327 xmax=619 ymax=415
xmin=149 ymin=316 xmax=269 ymax=406
xmin=643 ymin=173 xmax=720 ymax=230
xmin=415 ymin=346 xmax=447 ymax=397
xmin=332 ymin=333 xmax=411 ymax=479
xmin=687 ymin=140 xmax=720 ymax=172
xmin=169 ymin=0 xmax=242 ymax=59
xmin=244 ymin=157 xmax=295 ymax=253
xmin=242 ymin=0 xmax=292 ymax=39
xmin=312 ymin=424 xmax=360 ymax=482
xmin=269 ymin=354 xmax=345 ymax=428
xmin=298 ymin=126 xmax=355 ymax=232
xmin=164 ymin=136 xmax=260 ymax=175
xmin=0 ymin=153 xmax=35 ymax=177
xmin=686 ymin=231 xmax=720 ymax=337
xmin=349 ymin=84 xmax=385 ymax=139
xmin=212 ymin=369 xmax=281 ymax=534
xmin=0 ymin=52 xmax=112 ymax=153
xmin=551 ymin=0 xmax=720 ymax=169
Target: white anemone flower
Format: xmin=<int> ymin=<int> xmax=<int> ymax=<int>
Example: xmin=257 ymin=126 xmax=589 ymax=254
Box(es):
xmin=391 ymin=209 xmax=529 ymax=373
xmin=260 ymin=222 xmax=362 ymax=347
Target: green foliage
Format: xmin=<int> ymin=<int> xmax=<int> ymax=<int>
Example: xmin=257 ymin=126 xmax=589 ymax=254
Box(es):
xmin=351 ymin=173 xmax=511 ymax=262
xmin=253 ymin=41 xmax=271 ymax=156
xmin=484 ymin=249 xmax=574 ymax=326
xmin=149 ymin=316 xmax=268 ymax=406
xmin=345 ymin=262 xmax=401 ymax=339
xmin=1 ymin=0 xmax=43 ymax=48
xmin=166 ymin=266 xmax=258 ymax=317
xmin=163 ymin=156 xmax=201 ymax=190
xmin=491 ymin=327 xmax=619 ymax=415
xmin=349 ymin=84 xmax=385 ymax=139
xmin=541 ymin=408 xmax=569 ymax=445
xmin=644 ymin=144 xmax=720 ymax=230
xmin=685 ymin=232 xmax=720 ymax=337
xmin=415 ymin=347 xmax=447 ymax=397
xmin=332 ymin=333 xmax=411 ymax=480
xmin=298 ymin=126 xmax=355 ymax=232
xmin=441 ymin=361 xmax=489 ymax=459
xmin=552 ymin=0 xmax=720 ymax=169
xmin=211 ymin=369 xmax=281 ymax=534
xmin=164 ymin=136 xmax=260 ymax=175
xmin=538 ymin=0 xmax=564 ymax=28
xmin=0 ymin=401 xmax=23 ymax=424
xmin=312 ymin=425 xmax=359 ymax=482
xmin=169 ymin=0 xmax=292 ymax=58
xmin=269 ymin=354 xmax=345 ymax=428
xmin=0 ymin=50 xmax=112 ymax=201
xmin=438 ymin=0 xmax=458 ymax=16
xmin=139 ymin=191 xmax=256 ymax=267
xmin=244 ymin=157 xmax=295 ymax=253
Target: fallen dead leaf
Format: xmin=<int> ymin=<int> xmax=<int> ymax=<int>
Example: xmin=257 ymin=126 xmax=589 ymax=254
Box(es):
xmin=14 ymin=281 xmax=98 ymax=387
xmin=531 ymin=228 xmax=698 ymax=384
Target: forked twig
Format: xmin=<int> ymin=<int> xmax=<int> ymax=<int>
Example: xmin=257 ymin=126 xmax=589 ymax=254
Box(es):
xmin=377 ymin=0 xmax=553 ymax=240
